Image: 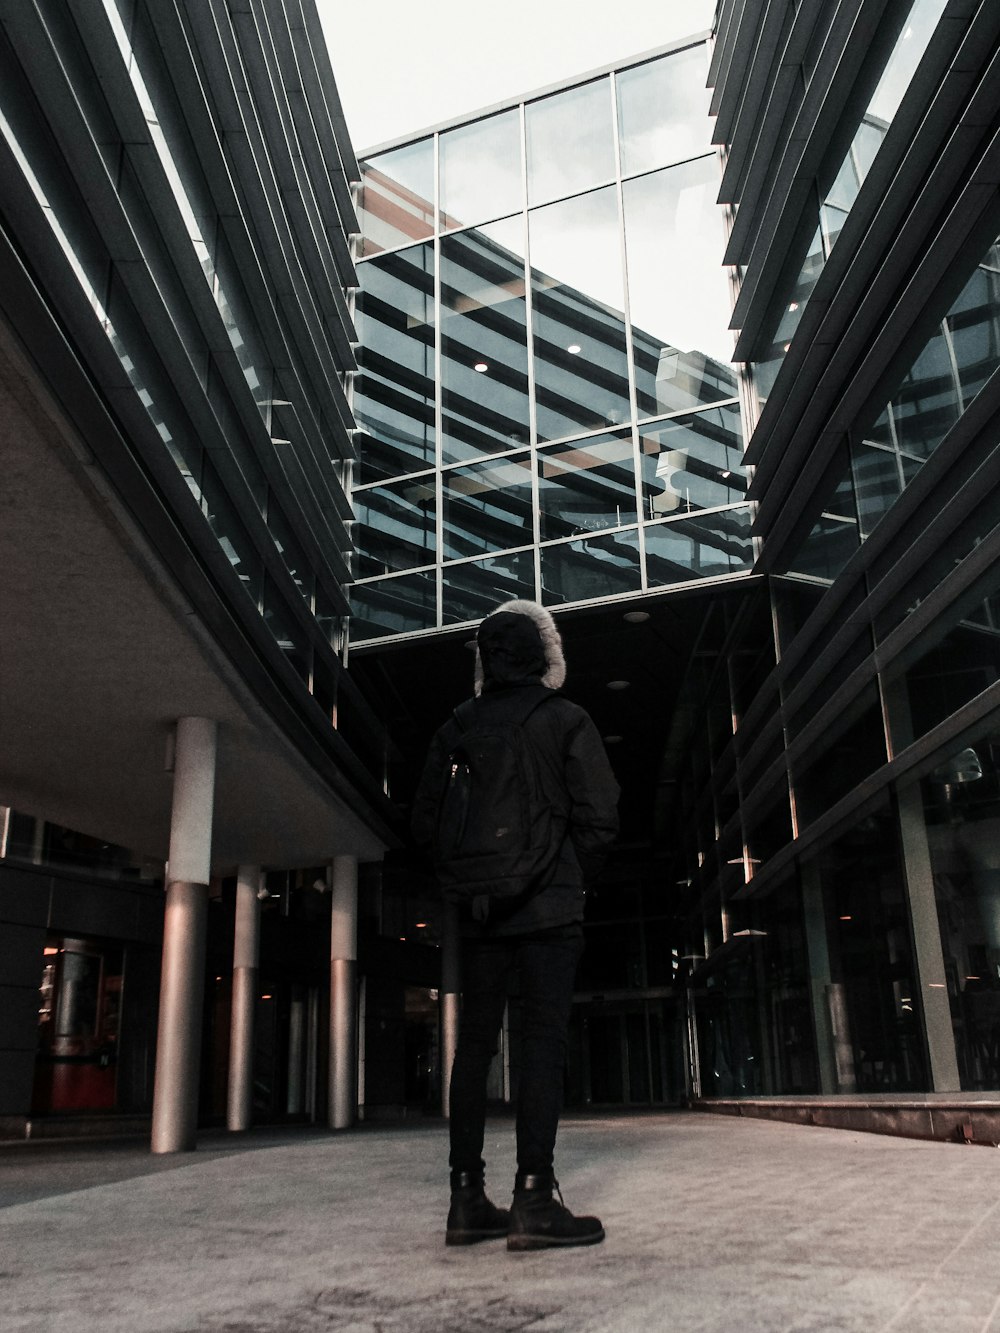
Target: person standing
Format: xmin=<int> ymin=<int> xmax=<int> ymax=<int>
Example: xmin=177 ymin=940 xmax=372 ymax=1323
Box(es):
xmin=411 ymin=599 xmax=620 ymax=1251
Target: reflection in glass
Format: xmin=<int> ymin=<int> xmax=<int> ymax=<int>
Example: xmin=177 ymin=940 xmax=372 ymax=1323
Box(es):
xmin=350 ymin=570 xmax=437 ymax=640
xmin=442 ymin=550 xmax=536 ymax=624
xmin=623 ymin=159 xmax=736 ymax=418
xmin=638 ymin=404 xmax=746 ymax=520
xmin=617 ymin=45 xmax=710 ymax=178
xmin=541 ymin=528 xmax=641 ymax=605
xmin=644 ymin=507 xmax=753 ymax=585
xmin=354 ymin=245 xmax=435 ymax=483
xmin=526 ymin=78 xmax=615 ymax=206
xmin=359 ymin=140 xmax=434 ymax=257
xmin=439 ymin=110 xmax=522 ymax=230
xmin=440 ymin=217 xmax=529 ymax=463
xmin=442 ymin=452 xmax=533 ymax=561
xmin=537 ymin=431 xmax=636 ymax=540
xmin=530 ymin=187 xmax=629 ymax=440
xmin=352 ymin=476 xmax=436 ymax=577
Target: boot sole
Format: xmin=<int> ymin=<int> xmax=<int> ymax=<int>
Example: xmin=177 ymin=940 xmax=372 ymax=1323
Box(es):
xmin=446 ymin=1228 xmax=509 ymax=1245
xmin=507 ymin=1227 xmax=605 ymax=1251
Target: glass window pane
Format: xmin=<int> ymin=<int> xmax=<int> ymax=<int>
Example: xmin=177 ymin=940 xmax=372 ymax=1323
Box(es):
xmin=349 ymin=570 xmax=437 ymax=640
xmin=537 ymin=430 xmax=636 ymax=541
xmin=644 ymin=507 xmax=753 ymax=585
xmin=262 ymin=576 xmax=310 ymax=682
xmin=530 ymin=186 xmax=629 ymax=441
xmin=442 ymin=550 xmax=536 ymax=624
xmin=623 ymin=158 xmax=737 ymax=419
xmin=616 ymin=45 xmax=711 ymax=178
xmin=440 ymin=217 xmax=530 ymax=463
xmin=638 ymin=404 xmax=746 ymax=521
xmin=359 ymin=140 xmax=435 ymax=257
xmin=442 ymin=452 xmax=534 ymax=561
xmin=541 ymin=528 xmax=641 ymax=605
xmin=439 ymin=110 xmax=522 ymax=230
xmin=354 ymin=245 xmax=435 ymax=483
xmin=352 ymin=476 xmax=436 ymax=577
xmin=526 ymin=79 xmax=615 ymax=206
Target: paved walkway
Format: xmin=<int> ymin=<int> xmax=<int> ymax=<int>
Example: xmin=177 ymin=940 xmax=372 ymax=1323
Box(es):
xmin=2 ymin=1112 xmax=999 ymax=1332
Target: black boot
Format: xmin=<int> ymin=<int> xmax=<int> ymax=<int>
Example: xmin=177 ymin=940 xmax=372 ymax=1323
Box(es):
xmin=507 ymin=1170 xmax=605 ymax=1251
xmin=446 ymin=1168 xmax=510 ymax=1245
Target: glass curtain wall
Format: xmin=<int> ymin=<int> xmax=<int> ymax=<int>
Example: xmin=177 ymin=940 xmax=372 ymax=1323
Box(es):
xmin=352 ymin=42 xmax=750 ymax=642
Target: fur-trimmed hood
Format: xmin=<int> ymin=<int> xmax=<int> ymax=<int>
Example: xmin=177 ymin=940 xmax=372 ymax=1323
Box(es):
xmin=473 ymin=599 xmax=566 ymax=696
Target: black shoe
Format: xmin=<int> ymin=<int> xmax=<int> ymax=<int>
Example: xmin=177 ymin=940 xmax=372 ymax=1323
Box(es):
xmin=446 ymin=1168 xmax=510 ymax=1245
xmin=507 ymin=1170 xmax=605 ymax=1251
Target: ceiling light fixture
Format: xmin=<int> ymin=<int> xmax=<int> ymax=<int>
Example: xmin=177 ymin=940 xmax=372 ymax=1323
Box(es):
xmin=567 ymin=343 xmax=582 ymax=354
xmin=623 ymin=610 xmax=649 ymax=623
xmin=603 ymin=734 xmax=623 ymax=745
xmin=474 ymin=361 xmax=489 ymax=373
xmin=606 ymin=679 xmax=630 ymax=690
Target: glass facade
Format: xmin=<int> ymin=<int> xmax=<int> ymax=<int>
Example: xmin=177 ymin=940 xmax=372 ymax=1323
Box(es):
xmin=351 ymin=41 xmax=749 ymax=642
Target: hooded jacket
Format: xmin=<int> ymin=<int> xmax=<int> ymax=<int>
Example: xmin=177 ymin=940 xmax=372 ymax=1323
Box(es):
xmin=411 ymin=600 xmax=620 ymax=936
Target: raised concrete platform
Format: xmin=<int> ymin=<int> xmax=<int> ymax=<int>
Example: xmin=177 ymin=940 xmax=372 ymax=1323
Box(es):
xmin=2 ymin=1111 xmax=1000 ymax=1331
xmin=694 ymin=1093 xmax=1000 ymax=1145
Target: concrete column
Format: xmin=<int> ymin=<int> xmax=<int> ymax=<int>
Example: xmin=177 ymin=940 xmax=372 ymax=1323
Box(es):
xmin=227 ymin=865 xmax=261 ymax=1132
xmin=440 ymin=903 xmax=460 ymax=1119
xmin=897 ymin=781 xmax=962 ymax=1090
xmin=329 ymin=855 xmax=358 ymax=1129
xmin=152 ymin=717 xmax=217 ymax=1154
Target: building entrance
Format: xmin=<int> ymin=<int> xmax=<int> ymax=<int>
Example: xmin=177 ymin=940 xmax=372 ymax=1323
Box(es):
xmin=568 ymin=996 xmax=684 ymax=1107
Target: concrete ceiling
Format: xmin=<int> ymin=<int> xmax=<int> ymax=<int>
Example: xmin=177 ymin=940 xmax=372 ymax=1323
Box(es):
xmin=0 ymin=327 xmax=386 ymax=873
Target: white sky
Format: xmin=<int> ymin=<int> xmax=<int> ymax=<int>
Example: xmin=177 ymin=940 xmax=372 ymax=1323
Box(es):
xmin=320 ymin=0 xmax=716 ymax=154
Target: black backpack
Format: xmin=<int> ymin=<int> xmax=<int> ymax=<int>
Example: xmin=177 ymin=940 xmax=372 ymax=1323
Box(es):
xmin=433 ymin=689 xmax=559 ymax=918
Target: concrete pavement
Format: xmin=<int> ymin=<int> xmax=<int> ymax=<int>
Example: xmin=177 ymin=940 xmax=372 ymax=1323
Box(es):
xmin=2 ymin=1111 xmax=999 ymax=1331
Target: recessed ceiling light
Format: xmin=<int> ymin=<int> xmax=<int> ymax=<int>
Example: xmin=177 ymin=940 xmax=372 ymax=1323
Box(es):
xmin=623 ymin=610 xmax=649 ymax=623
xmin=474 ymin=361 xmax=488 ymax=372
xmin=606 ymin=679 xmax=630 ymax=690
xmin=567 ymin=343 xmax=582 ymax=355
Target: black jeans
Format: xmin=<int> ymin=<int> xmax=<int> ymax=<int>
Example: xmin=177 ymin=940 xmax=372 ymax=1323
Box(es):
xmin=448 ymin=924 xmax=584 ymax=1179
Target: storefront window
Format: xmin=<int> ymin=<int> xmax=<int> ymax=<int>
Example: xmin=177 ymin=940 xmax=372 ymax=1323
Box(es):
xmin=34 ymin=937 xmax=123 ymax=1113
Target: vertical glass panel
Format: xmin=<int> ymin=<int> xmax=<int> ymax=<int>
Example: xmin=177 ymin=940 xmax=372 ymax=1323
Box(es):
xmin=623 ymin=158 xmax=736 ymax=419
xmin=439 ymin=109 xmax=522 ymax=230
xmin=354 ymin=245 xmax=435 ymax=483
xmin=889 ymin=325 xmax=961 ymax=459
xmin=526 ymin=78 xmax=615 ymax=206
xmin=616 ymin=45 xmax=711 ymax=178
xmin=267 ymin=499 xmax=313 ymax=604
xmin=921 ymin=751 xmax=1000 ymax=1091
xmin=359 ymin=140 xmax=435 ymax=257
xmin=540 ymin=528 xmax=641 ymax=605
xmin=442 ymin=550 xmax=536 ymax=624
xmin=638 ymin=404 xmax=746 ymax=521
xmin=440 ymin=216 xmax=530 ymax=463
xmin=442 ymin=452 xmax=534 ymax=560
xmin=537 ymin=430 xmax=636 ymax=541
xmin=261 ymin=576 xmax=310 ymax=683
xmin=349 ymin=570 xmax=437 ymax=640
xmin=199 ymin=457 xmax=262 ymax=604
xmin=644 ymin=507 xmax=753 ymax=586
xmin=352 ymin=475 xmax=436 ymax=577
xmin=806 ymin=797 xmax=926 ymax=1093
xmin=530 ymin=186 xmax=629 ymax=441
